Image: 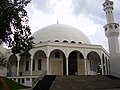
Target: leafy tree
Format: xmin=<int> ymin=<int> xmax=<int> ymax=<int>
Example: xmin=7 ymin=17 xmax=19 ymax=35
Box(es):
xmin=0 ymin=0 xmax=34 ymax=55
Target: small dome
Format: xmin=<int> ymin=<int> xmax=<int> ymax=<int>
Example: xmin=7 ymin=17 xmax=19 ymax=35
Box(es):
xmin=32 ymin=24 xmax=91 ymax=44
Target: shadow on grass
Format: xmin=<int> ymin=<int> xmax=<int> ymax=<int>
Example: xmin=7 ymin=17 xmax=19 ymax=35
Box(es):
xmin=0 ymin=76 xmax=30 ymax=90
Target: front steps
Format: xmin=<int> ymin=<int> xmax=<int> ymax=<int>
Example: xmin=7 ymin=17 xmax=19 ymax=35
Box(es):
xmin=33 ymin=75 xmax=56 ymax=90
xmin=33 ymin=75 xmax=120 ymax=90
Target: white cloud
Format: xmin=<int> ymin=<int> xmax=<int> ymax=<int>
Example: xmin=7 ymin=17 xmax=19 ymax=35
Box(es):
xmin=25 ymin=0 xmax=120 ymax=52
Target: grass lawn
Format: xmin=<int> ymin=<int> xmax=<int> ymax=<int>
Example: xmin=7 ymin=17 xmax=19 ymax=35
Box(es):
xmin=0 ymin=76 xmax=30 ymax=90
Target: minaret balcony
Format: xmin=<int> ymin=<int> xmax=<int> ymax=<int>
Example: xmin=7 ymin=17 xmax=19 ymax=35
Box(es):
xmin=103 ymin=1 xmax=113 ymax=11
xmin=104 ymin=23 xmax=119 ymax=37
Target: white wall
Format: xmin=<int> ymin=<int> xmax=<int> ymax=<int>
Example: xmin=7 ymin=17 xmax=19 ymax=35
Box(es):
xmin=0 ymin=68 xmax=7 ymax=76
xmin=110 ymin=53 xmax=120 ymax=78
xmin=49 ymin=51 xmax=63 ymax=75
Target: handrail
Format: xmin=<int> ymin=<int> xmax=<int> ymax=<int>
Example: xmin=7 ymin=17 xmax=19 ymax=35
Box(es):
xmin=32 ymin=70 xmax=47 ymax=89
xmin=111 ymin=71 xmax=120 ymax=78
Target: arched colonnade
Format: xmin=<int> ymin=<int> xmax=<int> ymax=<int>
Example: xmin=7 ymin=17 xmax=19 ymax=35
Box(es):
xmin=7 ymin=47 xmax=110 ymax=76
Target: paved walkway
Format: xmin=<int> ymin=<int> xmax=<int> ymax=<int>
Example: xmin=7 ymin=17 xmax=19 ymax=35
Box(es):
xmin=50 ymin=75 xmax=120 ymax=90
xmin=32 ymin=75 xmax=120 ymax=90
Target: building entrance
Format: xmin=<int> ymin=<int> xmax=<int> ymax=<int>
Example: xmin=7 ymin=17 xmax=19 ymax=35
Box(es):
xmin=68 ymin=52 xmax=77 ymax=75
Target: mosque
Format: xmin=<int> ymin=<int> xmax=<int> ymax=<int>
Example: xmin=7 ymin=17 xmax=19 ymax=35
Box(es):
xmin=0 ymin=0 xmax=120 ymax=87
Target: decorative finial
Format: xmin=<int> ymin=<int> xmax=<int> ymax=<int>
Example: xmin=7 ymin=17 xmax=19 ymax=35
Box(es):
xmin=57 ymin=20 xmax=59 ymax=24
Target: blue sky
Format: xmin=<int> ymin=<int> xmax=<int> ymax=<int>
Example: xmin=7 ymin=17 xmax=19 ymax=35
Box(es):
xmin=26 ymin=0 xmax=120 ymax=52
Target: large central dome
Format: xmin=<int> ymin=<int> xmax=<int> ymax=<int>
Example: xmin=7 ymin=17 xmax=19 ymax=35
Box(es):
xmin=32 ymin=24 xmax=91 ymax=44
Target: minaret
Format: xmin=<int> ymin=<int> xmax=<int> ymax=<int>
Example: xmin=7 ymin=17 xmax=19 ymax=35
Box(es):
xmin=103 ymin=0 xmax=119 ymax=54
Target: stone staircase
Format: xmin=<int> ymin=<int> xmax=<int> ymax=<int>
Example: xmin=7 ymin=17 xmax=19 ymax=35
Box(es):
xmin=33 ymin=75 xmax=56 ymax=90
xmin=33 ymin=75 xmax=120 ymax=90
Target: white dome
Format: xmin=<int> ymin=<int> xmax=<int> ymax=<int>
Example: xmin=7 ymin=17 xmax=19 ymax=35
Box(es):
xmin=32 ymin=24 xmax=91 ymax=44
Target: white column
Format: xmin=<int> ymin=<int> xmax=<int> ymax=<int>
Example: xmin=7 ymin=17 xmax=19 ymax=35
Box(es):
xmin=66 ymin=58 xmax=69 ymax=75
xmin=16 ymin=55 xmax=20 ymax=76
xmin=30 ymin=59 xmax=33 ymax=75
xmin=106 ymin=59 xmax=108 ymax=75
xmin=108 ymin=59 xmax=111 ymax=75
xmin=47 ymin=57 xmax=49 ymax=75
xmin=100 ymin=59 xmax=104 ymax=75
xmin=104 ymin=59 xmax=107 ymax=75
xmin=106 ymin=59 xmax=109 ymax=75
xmin=17 ymin=60 xmax=20 ymax=76
xmin=84 ymin=59 xmax=87 ymax=75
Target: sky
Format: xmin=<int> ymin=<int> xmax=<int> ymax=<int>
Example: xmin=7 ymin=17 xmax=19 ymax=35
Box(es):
xmin=25 ymin=0 xmax=120 ymax=52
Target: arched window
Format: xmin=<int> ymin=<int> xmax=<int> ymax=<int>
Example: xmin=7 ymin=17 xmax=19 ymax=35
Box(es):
xmin=39 ymin=41 xmax=42 ymax=43
xmin=63 ymin=40 xmax=68 ymax=43
xmin=115 ymin=25 xmax=118 ymax=29
xmin=106 ymin=3 xmax=109 ymax=5
xmin=38 ymin=59 xmax=41 ymax=70
xmin=55 ymin=52 xmax=60 ymax=58
xmin=25 ymin=61 xmax=29 ymax=71
xmin=109 ymin=25 xmax=113 ymax=29
xmin=105 ymin=27 xmax=107 ymax=31
xmin=78 ymin=42 xmax=82 ymax=44
xmin=71 ymin=41 xmax=76 ymax=43
xmin=32 ymin=60 xmax=35 ymax=70
xmin=110 ymin=2 xmax=113 ymax=5
xmin=55 ymin=40 xmax=60 ymax=42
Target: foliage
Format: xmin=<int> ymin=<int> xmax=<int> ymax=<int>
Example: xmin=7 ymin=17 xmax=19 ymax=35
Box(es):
xmin=0 ymin=0 xmax=34 ymax=54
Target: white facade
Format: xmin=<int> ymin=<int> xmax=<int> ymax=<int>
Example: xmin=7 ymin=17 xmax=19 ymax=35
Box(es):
xmin=6 ymin=24 xmax=110 ymax=76
xmin=7 ymin=41 xmax=110 ymax=76
xmin=4 ymin=24 xmax=110 ymax=86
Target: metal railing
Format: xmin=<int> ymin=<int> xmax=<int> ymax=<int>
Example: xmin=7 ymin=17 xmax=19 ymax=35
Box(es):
xmin=111 ymin=71 xmax=120 ymax=78
xmin=32 ymin=70 xmax=47 ymax=89
xmin=8 ymin=75 xmax=38 ymax=87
